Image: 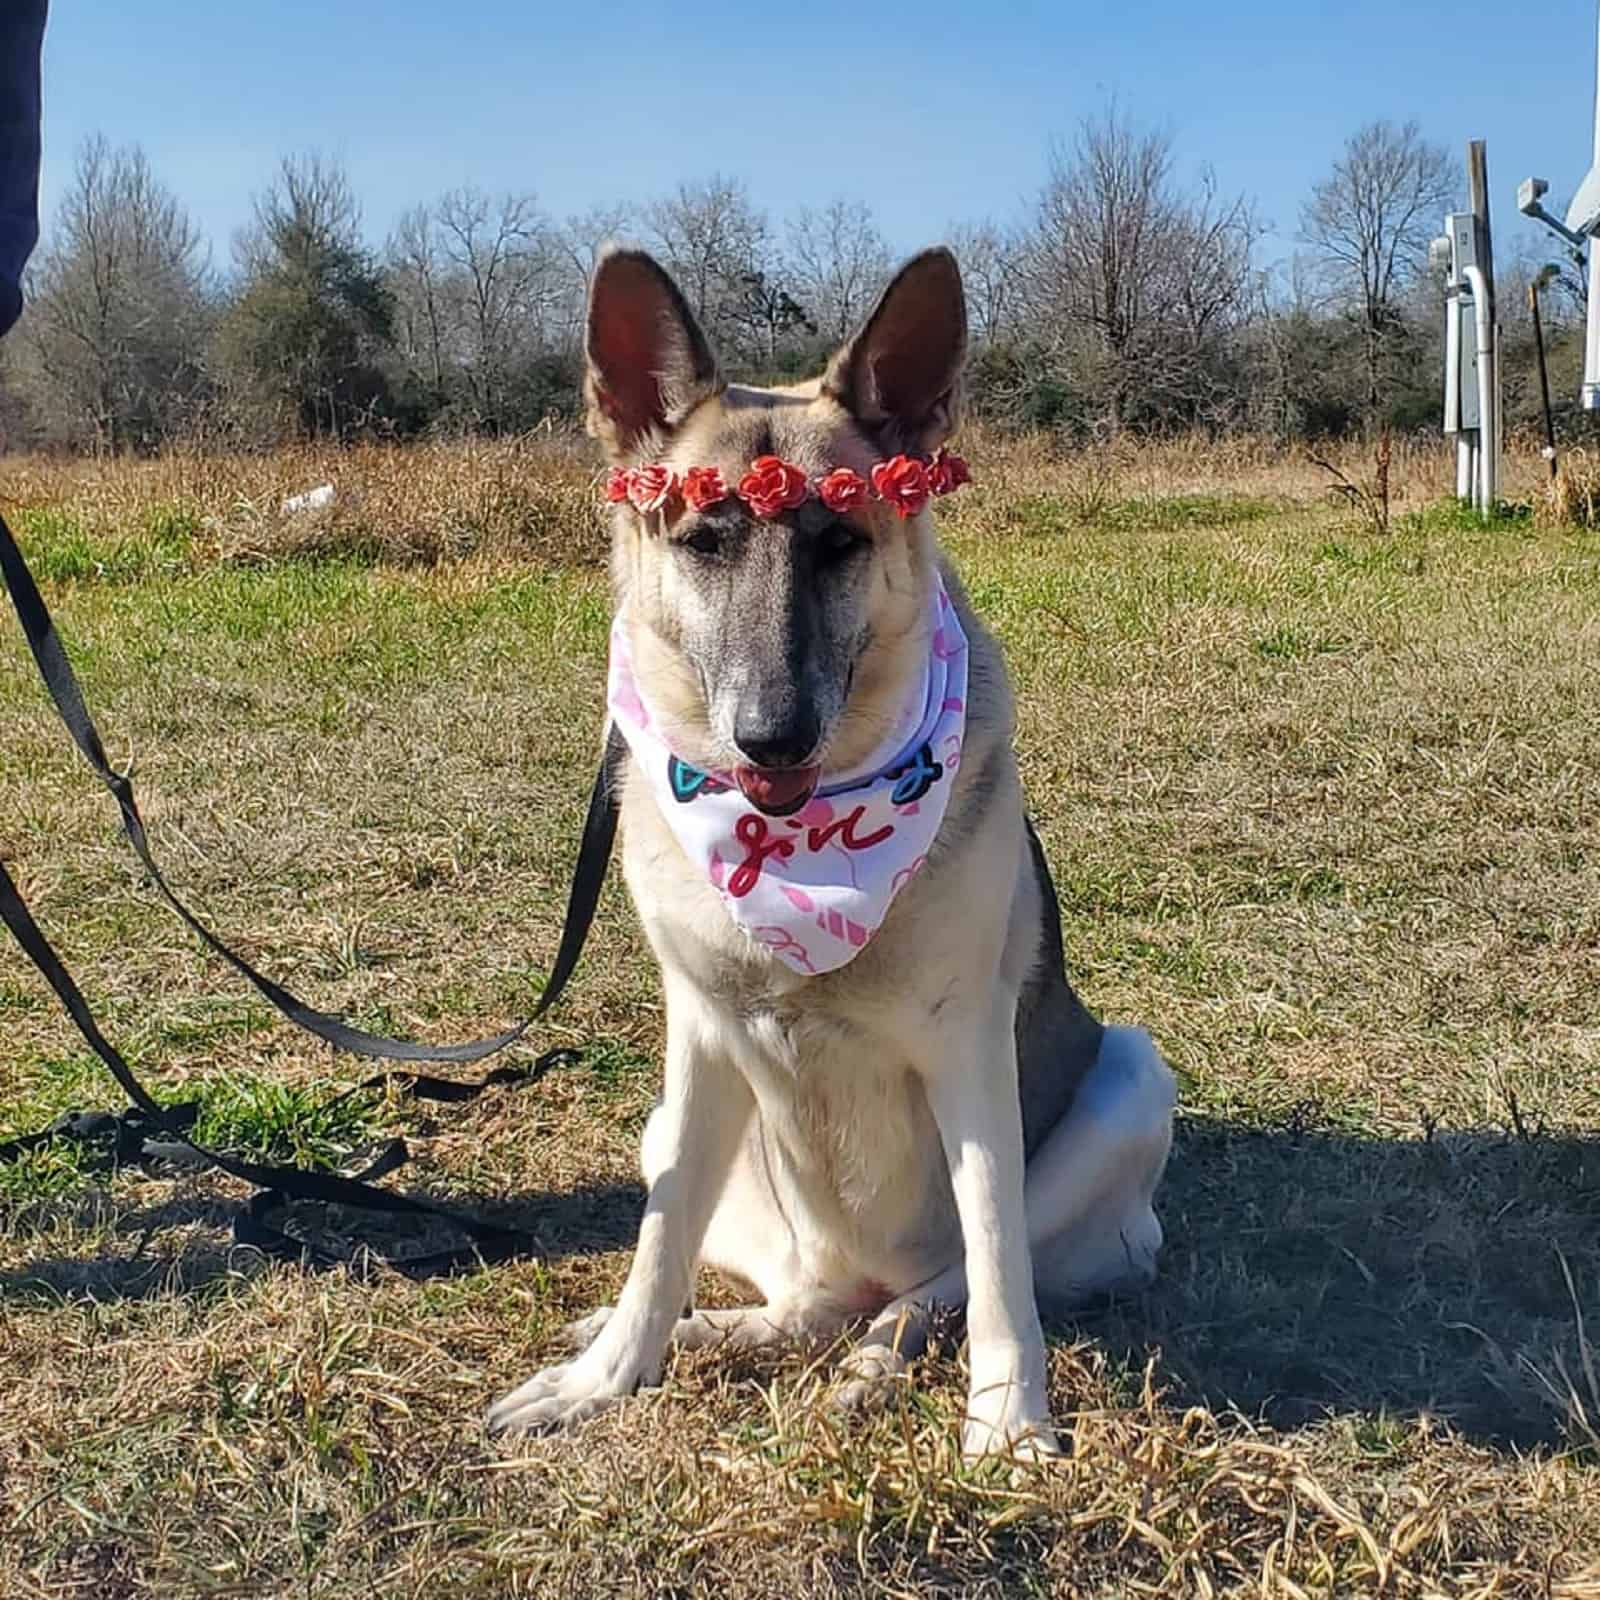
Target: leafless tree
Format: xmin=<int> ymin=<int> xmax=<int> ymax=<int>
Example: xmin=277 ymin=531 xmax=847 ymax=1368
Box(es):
xmin=947 ymin=219 xmax=1019 ymax=345
xmin=1017 ymin=109 xmax=1260 ymax=433
xmin=18 ymin=135 xmax=209 ymax=450
xmin=1247 ymin=254 xmax=1364 ymax=438
xmin=386 ymin=187 xmax=565 ymax=431
xmin=1299 ymin=120 xmax=1456 ymax=413
xmin=644 ymin=175 xmax=796 ymax=362
xmin=731 ymin=267 xmax=817 ymax=361
xmin=785 ymin=200 xmax=890 ymax=345
xmin=553 ymin=204 xmax=634 ymax=347
xmin=435 ymin=187 xmax=557 ymax=430
xmin=387 ymin=202 xmax=450 ymax=405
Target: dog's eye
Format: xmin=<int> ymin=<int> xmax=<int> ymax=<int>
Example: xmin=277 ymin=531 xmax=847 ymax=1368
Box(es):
xmin=816 ymin=523 xmax=865 ymax=566
xmin=682 ymin=526 xmax=724 ymax=558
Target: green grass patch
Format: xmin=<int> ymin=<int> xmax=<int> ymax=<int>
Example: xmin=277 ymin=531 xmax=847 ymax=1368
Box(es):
xmin=192 ymin=1075 xmax=384 ymax=1169
xmin=13 ymin=501 xmax=198 ymax=586
xmin=0 ymin=1139 xmax=96 ymax=1203
xmin=992 ymin=490 xmax=1282 ymax=540
xmin=1398 ymin=497 xmax=1533 ymax=536
xmin=1099 ymin=492 xmax=1283 ymax=532
xmin=1252 ymin=623 xmax=1350 ymax=660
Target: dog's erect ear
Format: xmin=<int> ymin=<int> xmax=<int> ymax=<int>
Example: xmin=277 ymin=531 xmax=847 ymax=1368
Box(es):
xmin=823 ymin=247 xmax=967 ymax=456
xmin=586 ymin=247 xmax=721 ymax=462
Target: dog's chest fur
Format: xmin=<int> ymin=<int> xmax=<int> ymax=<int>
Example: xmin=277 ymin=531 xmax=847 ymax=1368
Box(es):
xmin=618 ymin=754 xmax=1005 ymax=1262
xmin=730 ymin=992 xmax=952 ymax=1241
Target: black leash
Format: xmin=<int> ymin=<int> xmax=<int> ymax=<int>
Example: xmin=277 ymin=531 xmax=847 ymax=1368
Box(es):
xmin=0 ymin=505 xmax=628 ymax=1275
xmin=0 ymin=506 xmax=617 ymax=1063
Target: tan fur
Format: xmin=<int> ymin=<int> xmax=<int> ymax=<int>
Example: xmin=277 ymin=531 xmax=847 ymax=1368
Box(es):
xmin=488 ymin=248 xmax=1176 ymax=1458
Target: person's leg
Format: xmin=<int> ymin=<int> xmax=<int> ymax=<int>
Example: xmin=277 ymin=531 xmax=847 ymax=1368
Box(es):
xmin=0 ymin=0 xmax=48 ymax=340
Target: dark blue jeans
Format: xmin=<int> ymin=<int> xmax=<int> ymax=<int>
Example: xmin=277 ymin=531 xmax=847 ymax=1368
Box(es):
xmin=0 ymin=1 xmax=47 ymax=339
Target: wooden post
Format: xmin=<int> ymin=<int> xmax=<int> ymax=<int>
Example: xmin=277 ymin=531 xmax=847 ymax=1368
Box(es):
xmin=1529 ymin=276 xmax=1559 ymax=482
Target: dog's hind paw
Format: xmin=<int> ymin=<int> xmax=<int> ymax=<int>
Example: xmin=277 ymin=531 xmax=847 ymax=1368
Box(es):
xmin=561 ymin=1306 xmax=615 ymax=1352
xmin=830 ymin=1343 xmax=910 ymax=1412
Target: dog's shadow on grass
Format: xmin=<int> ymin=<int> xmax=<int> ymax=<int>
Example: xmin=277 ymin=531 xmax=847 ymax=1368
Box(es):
xmin=1072 ymin=1114 xmax=1600 ymax=1448
xmin=3 ymin=1115 xmax=1594 ymax=1450
xmin=0 ymin=1177 xmax=646 ymax=1306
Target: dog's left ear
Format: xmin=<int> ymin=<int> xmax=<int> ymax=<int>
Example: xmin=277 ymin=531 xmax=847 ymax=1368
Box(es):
xmin=823 ymin=247 xmax=967 ymax=456
xmin=586 ymin=247 xmax=722 ymax=462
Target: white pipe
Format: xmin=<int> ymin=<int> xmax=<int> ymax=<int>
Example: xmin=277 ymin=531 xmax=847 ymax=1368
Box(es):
xmin=1592 ymin=0 xmax=1600 ymax=166
xmin=1484 ymin=321 xmax=1497 ymax=496
xmin=1585 ymin=249 xmax=1600 ymax=410
xmin=1444 ymin=281 xmax=1473 ymax=503
xmin=1444 ymin=285 xmax=1461 ymax=437
xmin=1462 ymin=265 xmax=1498 ymax=513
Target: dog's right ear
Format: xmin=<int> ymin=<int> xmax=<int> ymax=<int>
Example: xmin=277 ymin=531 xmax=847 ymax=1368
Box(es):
xmin=585 ymin=247 xmax=721 ymax=463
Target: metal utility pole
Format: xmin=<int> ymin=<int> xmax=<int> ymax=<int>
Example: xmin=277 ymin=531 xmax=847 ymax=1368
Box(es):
xmin=1435 ymin=141 xmax=1501 ymax=518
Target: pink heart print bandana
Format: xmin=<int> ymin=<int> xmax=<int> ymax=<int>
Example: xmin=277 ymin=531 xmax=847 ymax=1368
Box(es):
xmin=606 ymin=579 xmax=970 ymax=975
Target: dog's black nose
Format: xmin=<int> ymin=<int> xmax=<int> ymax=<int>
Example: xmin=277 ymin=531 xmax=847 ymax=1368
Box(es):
xmin=734 ymin=715 xmax=819 ymax=769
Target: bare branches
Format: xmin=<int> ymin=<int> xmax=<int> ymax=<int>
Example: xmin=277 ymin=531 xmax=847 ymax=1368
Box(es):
xmin=786 ymin=201 xmax=891 ymax=346
xmin=1310 ymin=432 xmax=1393 ymax=534
xmin=0 ymin=114 xmax=1511 ymax=452
xmin=642 ymin=175 xmax=772 ymax=356
xmin=15 ymin=135 xmax=209 ymax=450
xmin=1013 ymin=109 xmax=1261 ymax=434
xmin=946 ymin=221 xmax=1020 ymax=346
xmin=1299 ymin=121 xmax=1457 ymax=414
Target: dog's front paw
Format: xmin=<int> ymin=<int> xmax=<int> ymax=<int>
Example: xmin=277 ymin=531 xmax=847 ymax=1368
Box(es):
xmin=486 ymin=1341 xmax=658 ymax=1437
xmin=961 ymin=1365 xmax=1060 ymax=1461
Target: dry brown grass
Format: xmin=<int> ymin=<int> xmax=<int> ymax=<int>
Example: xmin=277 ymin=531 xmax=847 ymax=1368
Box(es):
xmin=0 ymin=433 xmax=1597 ymax=1596
xmin=0 ymin=425 xmax=1541 ymax=571
xmin=1548 ymin=448 xmax=1600 ymax=530
xmin=1 ymin=432 xmax=610 ymax=568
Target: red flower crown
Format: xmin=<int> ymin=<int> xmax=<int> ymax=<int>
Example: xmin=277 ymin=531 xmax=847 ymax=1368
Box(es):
xmin=604 ymin=449 xmax=971 ymax=521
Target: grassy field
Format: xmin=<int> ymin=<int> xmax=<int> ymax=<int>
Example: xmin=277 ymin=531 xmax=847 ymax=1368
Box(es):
xmin=1 ymin=434 xmax=1597 ymax=1597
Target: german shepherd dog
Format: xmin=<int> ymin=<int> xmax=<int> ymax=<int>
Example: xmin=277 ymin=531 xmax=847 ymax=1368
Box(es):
xmin=488 ymin=247 xmax=1175 ymax=1457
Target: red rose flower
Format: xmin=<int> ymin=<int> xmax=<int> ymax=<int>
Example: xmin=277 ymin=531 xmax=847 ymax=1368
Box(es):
xmin=605 ymin=467 xmax=631 ymax=503
xmin=870 ymin=454 xmax=930 ymax=518
xmin=927 ymin=448 xmax=971 ymax=496
xmin=626 ymin=464 xmax=677 ymax=514
xmin=682 ymin=465 xmax=730 ymax=511
xmin=737 ymin=455 xmax=810 ymax=519
xmin=817 ymin=467 xmax=869 ymax=514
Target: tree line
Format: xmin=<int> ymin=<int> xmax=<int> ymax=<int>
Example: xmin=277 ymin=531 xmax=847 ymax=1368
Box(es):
xmin=0 ymin=111 xmax=1586 ymax=454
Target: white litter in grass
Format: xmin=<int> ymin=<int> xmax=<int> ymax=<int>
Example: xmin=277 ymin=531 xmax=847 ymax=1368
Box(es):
xmin=281 ymin=483 xmax=336 ymax=515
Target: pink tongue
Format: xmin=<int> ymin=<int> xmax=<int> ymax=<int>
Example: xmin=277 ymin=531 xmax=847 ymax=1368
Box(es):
xmin=735 ymin=764 xmax=821 ymax=814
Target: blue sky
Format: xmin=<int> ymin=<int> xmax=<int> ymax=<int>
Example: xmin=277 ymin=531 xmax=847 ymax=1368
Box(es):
xmin=35 ymin=0 xmax=1600 ymax=276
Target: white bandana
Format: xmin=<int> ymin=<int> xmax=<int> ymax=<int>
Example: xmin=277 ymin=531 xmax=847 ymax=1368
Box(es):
xmin=607 ymin=580 xmax=969 ymax=974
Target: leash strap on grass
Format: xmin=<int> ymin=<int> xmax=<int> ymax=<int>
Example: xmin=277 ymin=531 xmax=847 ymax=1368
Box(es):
xmin=0 ymin=854 xmax=581 ymax=1272
xmin=0 ymin=506 xmax=626 ymax=1063
xmin=0 ymin=505 xmax=627 ymax=1274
